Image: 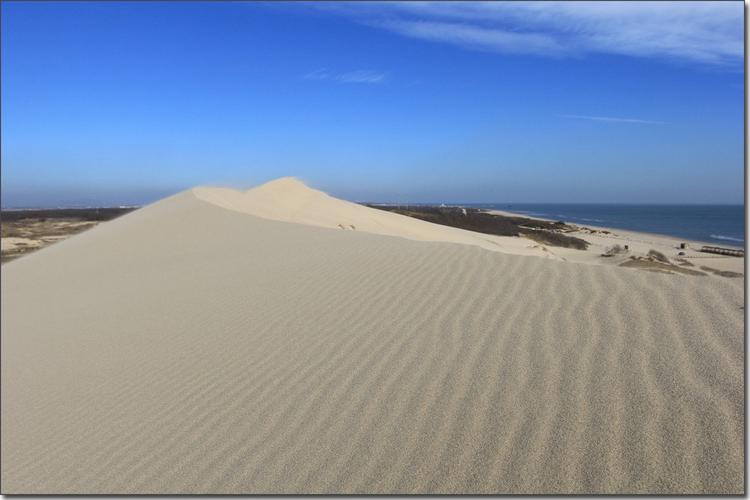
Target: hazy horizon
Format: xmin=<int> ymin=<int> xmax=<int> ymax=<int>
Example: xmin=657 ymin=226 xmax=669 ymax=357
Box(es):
xmin=2 ymin=1 xmax=744 ymax=207
xmin=1 ymin=183 xmax=744 ymax=210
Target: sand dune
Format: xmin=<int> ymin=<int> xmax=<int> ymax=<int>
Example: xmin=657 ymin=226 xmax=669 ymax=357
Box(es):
xmin=1 ymin=183 xmax=744 ymax=493
xmin=193 ymin=178 xmax=558 ymax=259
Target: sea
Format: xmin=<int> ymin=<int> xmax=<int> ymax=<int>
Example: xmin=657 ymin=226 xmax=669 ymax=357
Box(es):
xmin=466 ymin=204 xmax=745 ymax=248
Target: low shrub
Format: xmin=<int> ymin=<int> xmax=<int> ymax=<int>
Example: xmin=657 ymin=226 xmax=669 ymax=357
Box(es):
xmin=525 ymin=231 xmax=589 ymax=250
xmin=601 ymin=244 xmax=627 ymax=257
xmin=647 ymin=249 xmax=669 ymax=263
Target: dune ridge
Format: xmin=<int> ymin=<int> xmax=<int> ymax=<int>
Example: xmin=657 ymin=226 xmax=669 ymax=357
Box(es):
xmin=192 ymin=178 xmax=558 ymax=259
xmin=1 ymin=186 xmax=744 ymax=494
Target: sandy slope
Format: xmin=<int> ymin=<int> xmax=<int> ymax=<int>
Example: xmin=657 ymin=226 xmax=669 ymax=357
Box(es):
xmin=1 ymin=184 xmax=744 ymax=494
xmin=192 ymin=178 xmax=559 ymax=259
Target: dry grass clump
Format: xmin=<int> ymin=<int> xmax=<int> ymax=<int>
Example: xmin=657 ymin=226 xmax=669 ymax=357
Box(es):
xmin=601 ymin=244 xmax=627 ymax=257
xmin=620 ymin=257 xmax=707 ymax=276
xmin=523 ymin=231 xmax=589 ymax=250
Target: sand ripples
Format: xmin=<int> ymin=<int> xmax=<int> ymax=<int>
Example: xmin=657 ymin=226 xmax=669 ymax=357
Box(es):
xmin=1 ymin=193 xmax=743 ymax=493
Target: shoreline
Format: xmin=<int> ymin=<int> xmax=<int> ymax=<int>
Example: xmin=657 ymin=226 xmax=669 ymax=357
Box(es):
xmin=362 ymin=201 xmax=743 ymax=276
xmin=484 ymin=207 xmax=745 ymax=250
xmin=480 ymin=208 xmax=744 ymax=276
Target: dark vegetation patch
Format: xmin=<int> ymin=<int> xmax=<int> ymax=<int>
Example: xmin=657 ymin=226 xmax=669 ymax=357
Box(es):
xmin=675 ymin=258 xmax=695 ymax=267
xmin=365 ymin=205 xmax=589 ymax=250
xmin=618 ymin=248 xmax=709 ymax=276
xmin=523 ymin=231 xmax=589 ymax=250
xmin=1 ymin=207 xmax=135 ymax=222
xmin=699 ymin=266 xmax=744 ymax=278
xmin=620 ymin=258 xmax=708 ymax=276
xmin=2 ymin=207 xmax=136 ymax=263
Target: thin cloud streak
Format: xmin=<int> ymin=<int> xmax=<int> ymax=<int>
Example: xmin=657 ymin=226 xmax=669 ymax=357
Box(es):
xmin=379 ymin=20 xmax=569 ymax=57
xmin=561 ymin=114 xmax=669 ymax=125
xmin=323 ymin=2 xmax=742 ymax=67
xmin=304 ymin=68 xmax=387 ymax=84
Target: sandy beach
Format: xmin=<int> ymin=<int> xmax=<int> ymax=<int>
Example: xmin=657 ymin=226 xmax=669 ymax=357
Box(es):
xmin=485 ymin=209 xmax=744 ymax=276
xmin=1 ymin=178 xmax=744 ymax=494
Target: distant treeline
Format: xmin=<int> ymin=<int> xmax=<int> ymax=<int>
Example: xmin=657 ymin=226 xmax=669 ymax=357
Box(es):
xmin=365 ymin=205 xmax=590 ymax=250
xmin=1 ymin=207 xmax=137 ymax=222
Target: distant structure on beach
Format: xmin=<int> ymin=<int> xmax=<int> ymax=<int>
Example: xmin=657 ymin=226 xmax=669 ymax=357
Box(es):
xmin=700 ymin=246 xmax=744 ymax=257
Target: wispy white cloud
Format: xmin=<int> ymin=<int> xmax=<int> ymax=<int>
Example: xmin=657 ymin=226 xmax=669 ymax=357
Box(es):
xmin=560 ymin=114 xmax=669 ymax=125
xmin=337 ymin=70 xmax=388 ymax=84
xmin=380 ymin=20 xmax=568 ymax=57
xmin=323 ymin=2 xmax=742 ymax=67
xmin=303 ymin=68 xmax=387 ymax=84
xmin=303 ymin=68 xmax=332 ymax=81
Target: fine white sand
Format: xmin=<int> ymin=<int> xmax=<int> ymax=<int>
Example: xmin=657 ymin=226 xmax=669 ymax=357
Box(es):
xmin=1 ymin=179 xmax=744 ymax=494
xmin=193 ymin=178 xmax=559 ymax=259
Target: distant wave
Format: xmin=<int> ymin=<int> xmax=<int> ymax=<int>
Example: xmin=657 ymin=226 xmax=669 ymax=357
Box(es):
xmin=572 ymin=217 xmax=604 ymax=223
xmin=514 ymin=211 xmax=546 ymax=217
xmin=554 ymin=214 xmax=605 ymax=223
xmin=710 ymin=234 xmax=744 ymax=243
xmin=481 ymin=205 xmax=743 ymax=245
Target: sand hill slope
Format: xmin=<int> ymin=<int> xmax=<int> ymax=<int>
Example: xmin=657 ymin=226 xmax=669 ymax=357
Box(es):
xmin=1 ymin=185 xmax=744 ymax=494
xmin=192 ymin=178 xmax=557 ymax=259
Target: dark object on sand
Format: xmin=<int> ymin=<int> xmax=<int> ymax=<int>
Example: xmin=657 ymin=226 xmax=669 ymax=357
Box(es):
xmin=680 ymin=242 xmax=687 ymax=249
xmin=699 ymin=246 xmax=744 ymax=257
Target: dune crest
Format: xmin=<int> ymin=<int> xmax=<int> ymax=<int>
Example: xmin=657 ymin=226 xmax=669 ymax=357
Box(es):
xmin=192 ymin=177 xmax=557 ymax=259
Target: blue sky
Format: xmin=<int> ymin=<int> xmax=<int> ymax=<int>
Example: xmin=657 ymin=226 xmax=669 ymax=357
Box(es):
xmin=1 ymin=1 xmax=744 ymax=207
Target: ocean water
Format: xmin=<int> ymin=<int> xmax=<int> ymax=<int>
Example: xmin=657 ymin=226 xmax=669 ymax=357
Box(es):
xmin=468 ymin=204 xmax=745 ymax=247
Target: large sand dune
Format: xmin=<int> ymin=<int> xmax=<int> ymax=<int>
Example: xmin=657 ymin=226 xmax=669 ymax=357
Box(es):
xmin=192 ymin=177 xmax=558 ymax=259
xmin=1 ymin=181 xmax=744 ymax=493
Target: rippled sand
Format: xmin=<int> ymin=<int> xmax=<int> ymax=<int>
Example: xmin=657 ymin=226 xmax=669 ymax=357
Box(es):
xmin=1 ymin=189 xmax=743 ymax=494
